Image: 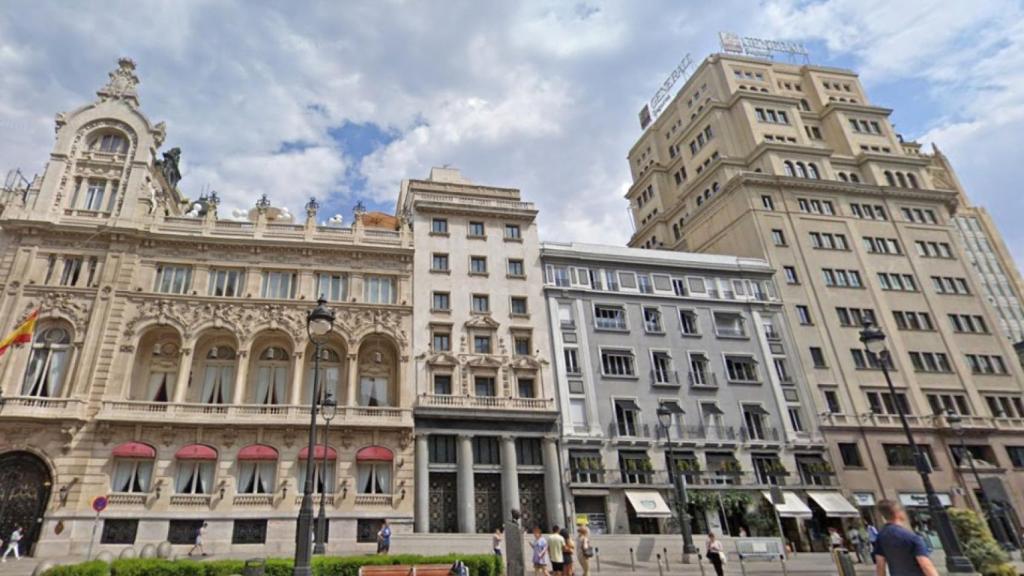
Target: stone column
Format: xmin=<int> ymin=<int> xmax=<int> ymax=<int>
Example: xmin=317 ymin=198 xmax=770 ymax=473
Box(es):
xmin=290 ymin=351 xmax=305 ymax=406
xmin=173 ymin=346 xmax=194 ymax=404
xmin=232 ymin=349 xmax=249 ymax=405
xmin=457 ymin=434 xmax=476 ymax=534
xmin=500 ymin=436 xmax=520 ymax=523
xmin=346 ymin=354 xmax=359 ymax=406
xmin=542 ymin=437 xmax=566 ymax=529
xmin=415 ymin=434 xmax=430 ymax=533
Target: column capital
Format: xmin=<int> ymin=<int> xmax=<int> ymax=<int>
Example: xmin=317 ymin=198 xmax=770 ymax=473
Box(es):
xmin=457 ymin=433 xmax=474 ymax=442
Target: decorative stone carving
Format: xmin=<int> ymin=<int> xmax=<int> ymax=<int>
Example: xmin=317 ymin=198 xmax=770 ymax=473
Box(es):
xmin=96 ymin=58 xmax=140 ymax=107
xmin=24 ymin=291 xmax=91 ymax=336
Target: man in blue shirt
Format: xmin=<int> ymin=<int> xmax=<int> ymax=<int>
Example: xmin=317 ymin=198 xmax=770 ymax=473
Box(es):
xmin=872 ymin=500 xmax=939 ymax=576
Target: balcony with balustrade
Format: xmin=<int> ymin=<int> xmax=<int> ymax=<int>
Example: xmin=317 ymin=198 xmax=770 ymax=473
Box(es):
xmin=97 ymin=400 xmax=413 ymax=428
xmin=415 ymin=393 xmax=556 ymax=422
xmin=0 ymin=395 xmax=88 ymax=421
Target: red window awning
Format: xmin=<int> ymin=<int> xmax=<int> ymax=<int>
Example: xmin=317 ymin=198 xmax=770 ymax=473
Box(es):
xmin=356 ymin=445 xmax=394 ymax=462
xmin=237 ymin=444 xmax=279 ymax=461
xmin=112 ymin=441 xmax=156 ymax=459
xmin=175 ymin=444 xmax=218 ymax=461
xmin=298 ymin=444 xmax=336 ymax=460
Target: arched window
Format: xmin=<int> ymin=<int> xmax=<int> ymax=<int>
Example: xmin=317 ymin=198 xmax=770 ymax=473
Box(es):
xmin=808 ymin=163 xmax=820 ymax=179
xmin=90 ymin=133 xmax=127 ymax=154
xmin=884 ymin=171 xmax=896 ymax=186
xmin=672 ymin=223 xmax=680 ymax=240
xmin=174 ymin=445 xmax=217 ymax=495
xmin=783 ymin=161 xmax=795 ymax=177
xmin=356 ymin=446 xmax=394 ymax=495
xmin=111 ymin=442 xmax=155 ymax=494
xmin=800 ymin=99 xmax=811 ymax=112
xmin=145 ymin=340 xmax=179 ymax=402
xmin=254 ymin=346 xmax=289 ymax=405
xmin=907 ymin=173 xmax=919 ymax=189
xmin=838 ymin=172 xmax=849 ymax=182
xmin=850 ymin=173 xmax=861 ymax=183
xmin=298 ymin=445 xmax=336 ymax=495
xmin=200 ymin=345 xmax=235 ymax=404
xmin=237 ymin=444 xmax=278 ymax=494
xmin=896 ymin=172 xmax=908 ymax=188
xmin=22 ymin=326 xmax=72 ymax=397
xmin=307 ymin=347 xmax=342 ymax=404
xmin=795 ymin=162 xmax=808 ymax=179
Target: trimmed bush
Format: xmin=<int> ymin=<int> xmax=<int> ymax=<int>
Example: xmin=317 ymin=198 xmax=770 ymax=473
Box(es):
xmin=947 ymin=507 xmax=1014 ymax=576
xmin=45 ymin=554 xmax=502 ymax=576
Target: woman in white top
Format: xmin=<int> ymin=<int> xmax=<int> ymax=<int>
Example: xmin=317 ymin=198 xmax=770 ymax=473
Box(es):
xmin=188 ymin=522 xmax=208 ymax=557
xmin=706 ymin=532 xmax=725 ymax=576
xmin=576 ymin=525 xmax=592 ymax=576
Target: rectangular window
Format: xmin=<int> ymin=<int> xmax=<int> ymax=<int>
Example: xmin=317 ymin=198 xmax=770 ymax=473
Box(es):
xmin=472 ymin=436 xmax=500 ymax=463
xmin=471 ymin=294 xmax=489 ymax=313
xmin=678 ymin=310 xmax=699 ymax=335
xmin=771 ymin=229 xmax=786 ymax=246
xmin=852 ymin=349 xmax=886 ymax=370
xmin=563 ymin=348 xmax=580 ymax=374
xmin=601 ymin=349 xmax=635 ymax=377
xmin=510 ymin=297 xmax=528 ymax=315
xmin=824 ymin=390 xmax=841 ymax=413
xmin=315 ymin=272 xmax=347 ymax=302
xmin=432 ymin=292 xmax=450 ymax=311
xmin=810 ymin=347 xmax=827 ymax=368
xmin=431 ymin=218 xmax=449 ymax=234
xmin=949 ymin=314 xmax=988 ymax=334
xmin=468 ymin=221 xmax=486 ymax=237
xmin=836 ymin=307 xmax=876 ymax=327
xmin=783 ymin=266 xmax=798 ymax=284
xmin=713 ymin=312 xmax=746 ymax=337
xmin=473 ymin=335 xmax=492 ymax=354
xmin=504 ymin=224 xmax=522 ymax=239
xmin=877 ymin=272 xmax=918 ymax=292
xmin=516 ymin=377 xmax=535 ymax=398
xmin=155 ymin=264 xmax=193 ymax=295
xmin=428 ymin=436 xmax=457 ymax=464
xmin=725 ymin=355 xmax=758 ymax=382
xmin=762 ymin=195 xmax=775 ymax=210
xmin=866 ymin=391 xmax=911 ymax=415
xmin=651 ymin=351 xmax=673 ymax=384
xmin=643 ymin=306 xmax=663 ymax=333
xmin=796 ymin=305 xmax=812 ymax=325
xmin=432 ymin=330 xmax=450 ymax=352
xmin=884 ymin=444 xmax=934 ymax=469
xmin=432 ymin=253 xmax=450 ymax=272
xmin=208 ymin=269 xmax=245 ymax=297
xmin=931 ymin=276 xmax=970 ymax=295
xmin=838 ymin=443 xmax=863 ymax=467
xmin=893 ymin=311 xmax=934 ymax=331
xmin=594 ymin=305 xmax=627 ymax=330
xmin=965 ymin=354 xmax=1008 ymax=375
xmin=469 ymin=256 xmax=488 ymax=275
xmin=908 ymin=351 xmax=952 ymax=373
xmin=364 ymin=276 xmax=395 ymax=304
xmin=514 ymin=335 xmax=531 ymax=356
xmin=474 ymin=376 xmax=496 ymax=397
xmin=1007 ymin=447 xmax=1024 ymax=468
xmin=507 ymin=259 xmax=525 ymax=277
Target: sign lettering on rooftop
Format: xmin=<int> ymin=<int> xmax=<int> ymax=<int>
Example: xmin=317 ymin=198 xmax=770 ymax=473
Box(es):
xmin=719 ymin=32 xmax=809 ymax=60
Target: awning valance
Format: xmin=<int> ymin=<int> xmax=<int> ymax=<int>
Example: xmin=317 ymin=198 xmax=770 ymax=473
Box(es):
xmin=356 ymin=445 xmax=394 ymax=462
xmin=761 ymin=490 xmax=813 ymax=519
xmin=299 ymin=444 xmax=337 ymax=461
xmin=175 ymin=444 xmax=218 ymax=461
xmin=237 ymin=444 xmax=279 ymax=461
xmin=807 ymin=491 xmax=860 ymax=518
xmin=112 ymin=441 xmax=156 ymax=459
xmin=625 ymin=490 xmax=673 ymax=518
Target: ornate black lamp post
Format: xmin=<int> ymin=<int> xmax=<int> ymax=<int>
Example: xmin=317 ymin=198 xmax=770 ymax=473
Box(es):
xmin=314 ymin=393 xmax=338 ymax=554
xmin=294 ymin=297 xmax=334 ymax=576
xmin=656 ymin=405 xmax=698 ymax=563
xmin=858 ymin=323 xmax=974 ymax=573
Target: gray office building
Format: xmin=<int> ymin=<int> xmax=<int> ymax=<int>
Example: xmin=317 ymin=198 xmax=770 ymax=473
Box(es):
xmin=542 ymin=242 xmax=850 ymax=550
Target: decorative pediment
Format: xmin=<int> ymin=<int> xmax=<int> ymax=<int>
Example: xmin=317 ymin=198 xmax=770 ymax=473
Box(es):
xmin=424 ymin=352 xmax=458 ymax=367
xmin=464 ymin=314 xmax=500 ymax=330
xmin=465 ymin=354 xmax=503 ymax=368
xmin=510 ymin=355 xmax=541 ymax=370
xmin=23 ymin=290 xmax=91 ymax=337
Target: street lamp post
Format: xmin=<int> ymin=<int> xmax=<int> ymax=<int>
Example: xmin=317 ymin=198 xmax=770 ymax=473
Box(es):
xmin=314 ymin=393 xmax=338 ymax=555
xmin=947 ymin=411 xmax=1013 ymax=548
xmin=294 ymin=297 xmax=335 ymax=576
xmin=656 ymin=405 xmax=698 ymax=563
xmin=858 ymin=323 xmax=975 ymax=573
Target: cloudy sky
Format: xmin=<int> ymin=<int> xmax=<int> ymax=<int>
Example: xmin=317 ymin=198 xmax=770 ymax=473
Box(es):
xmin=1 ymin=0 xmax=1022 ymax=265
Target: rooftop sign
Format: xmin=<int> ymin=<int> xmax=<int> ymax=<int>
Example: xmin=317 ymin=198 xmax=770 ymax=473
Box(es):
xmin=719 ymin=32 xmax=809 ymax=61
xmin=638 ymin=53 xmax=694 ymax=130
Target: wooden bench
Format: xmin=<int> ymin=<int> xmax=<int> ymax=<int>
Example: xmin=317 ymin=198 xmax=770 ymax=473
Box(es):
xmin=358 ymin=564 xmax=455 ymax=576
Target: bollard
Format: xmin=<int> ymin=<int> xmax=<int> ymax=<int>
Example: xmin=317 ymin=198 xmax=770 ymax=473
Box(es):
xmin=780 ymin=552 xmax=790 ymax=576
xmin=739 ymin=553 xmax=749 ymax=576
xmin=663 ymin=547 xmax=670 ymax=571
xmin=656 ymin=553 xmax=664 ymax=576
xmin=629 ymin=547 xmax=636 ymax=572
xmin=696 ymin=552 xmax=706 ymax=576
xmin=595 ymin=547 xmax=601 ymax=572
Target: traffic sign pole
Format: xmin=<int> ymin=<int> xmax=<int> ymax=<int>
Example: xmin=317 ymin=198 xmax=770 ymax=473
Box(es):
xmin=86 ymin=496 xmax=108 ymax=560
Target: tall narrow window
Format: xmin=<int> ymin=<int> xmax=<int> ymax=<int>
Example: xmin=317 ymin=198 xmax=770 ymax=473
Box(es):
xmin=253 ymin=346 xmax=289 ymax=405
xmin=21 ymin=327 xmax=72 ymax=398
xmin=364 ymin=276 xmax=395 ymax=304
xmin=200 ymin=345 xmax=236 ymax=405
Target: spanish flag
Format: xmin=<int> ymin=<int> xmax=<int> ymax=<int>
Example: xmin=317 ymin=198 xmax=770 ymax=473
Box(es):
xmin=0 ymin=309 xmax=39 ymax=357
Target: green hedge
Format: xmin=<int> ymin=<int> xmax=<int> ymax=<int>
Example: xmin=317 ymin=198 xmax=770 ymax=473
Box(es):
xmin=45 ymin=554 xmax=502 ymax=576
xmin=948 ymin=507 xmax=1015 ymax=576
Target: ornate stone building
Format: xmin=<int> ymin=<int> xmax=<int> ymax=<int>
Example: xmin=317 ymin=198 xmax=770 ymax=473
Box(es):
xmin=0 ymin=59 xmax=415 ymax=556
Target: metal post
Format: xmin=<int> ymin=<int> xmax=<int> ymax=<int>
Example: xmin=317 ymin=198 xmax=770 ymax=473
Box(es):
xmin=878 ymin=353 xmax=974 ymax=573
xmin=293 ymin=341 xmax=321 ymax=576
xmin=629 ymin=547 xmax=636 ymax=572
xmin=660 ymin=419 xmax=697 ymax=563
xmin=314 ymin=372 xmax=329 ymax=555
xmin=656 ymin=553 xmax=664 ymax=576
xmin=958 ymin=431 xmax=1012 ymax=546
xmin=86 ymin=510 xmax=100 ymax=560
xmin=662 ymin=546 xmax=670 ymax=571
xmin=595 ymin=547 xmax=601 ymax=572
xmin=697 ymin=553 xmax=706 ymax=576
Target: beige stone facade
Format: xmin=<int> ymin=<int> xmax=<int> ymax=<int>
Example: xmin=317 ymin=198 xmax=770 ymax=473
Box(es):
xmin=0 ymin=59 xmax=415 ymax=556
xmin=625 ymin=53 xmax=1024 ymax=542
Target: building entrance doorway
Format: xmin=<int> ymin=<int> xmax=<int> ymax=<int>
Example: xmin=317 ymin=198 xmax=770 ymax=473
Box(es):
xmin=0 ymin=451 xmax=52 ymax=557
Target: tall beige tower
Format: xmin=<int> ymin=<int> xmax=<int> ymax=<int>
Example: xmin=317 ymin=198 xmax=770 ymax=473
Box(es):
xmin=625 ymin=52 xmax=1024 ymax=542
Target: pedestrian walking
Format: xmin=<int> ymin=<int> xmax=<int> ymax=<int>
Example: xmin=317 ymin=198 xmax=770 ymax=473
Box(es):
xmin=376 ymin=519 xmax=391 ymax=555
xmin=576 ymin=525 xmax=593 ymax=576
xmin=1 ymin=527 xmax=22 ymax=562
xmin=828 ymin=527 xmax=844 ymax=552
xmin=872 ymin=500 xmax=939 ymax=576
xmin=547 ymin=525 xmax=566 ymax=576
xmin=187 ymin=522 xmax=208 ymax=557
xmin=531 ymin=527 xmax=550 ymax=576
xmin=492 ymin=526 xmax=504 ymax=558
xmin=560 ymin=527 xmax=575 ymax=576
xmin=706 ymin=532 xmax=725 ymax=576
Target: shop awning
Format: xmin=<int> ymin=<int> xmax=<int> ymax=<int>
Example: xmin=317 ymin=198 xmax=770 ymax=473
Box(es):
xmin=761 ymin=490 xmax=812 ymax=519
xmin=175 ymin=444 xmax=218 ymax=461
xmin=237 ymin=444 xmax=279 ymax=461
xmin=298 ymin=444 xmax=337 ymax=460
xmin=356 ymin=445 xmax=394 ymax=462
xmin=625 ymin=490 xmax=673 ymax=518
xmin=808 ymin=491 xmax=860 ymax=518
xmin=112 ymin=441 xmax=156 ymax=459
